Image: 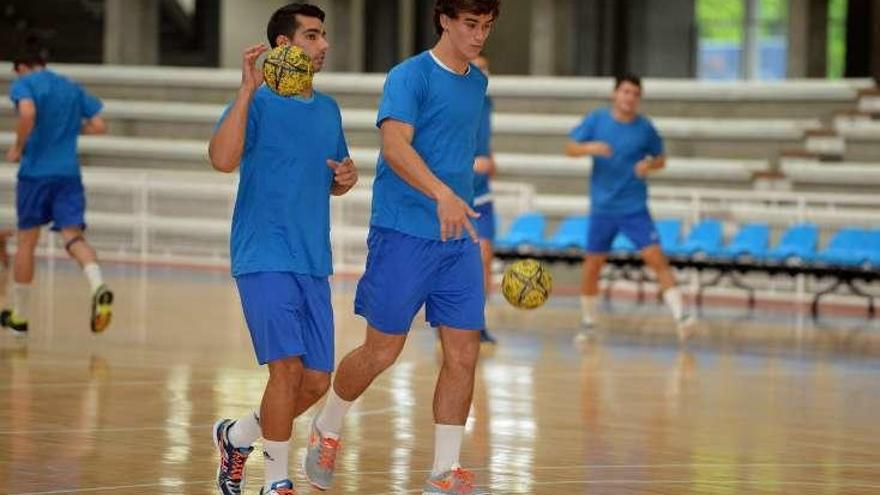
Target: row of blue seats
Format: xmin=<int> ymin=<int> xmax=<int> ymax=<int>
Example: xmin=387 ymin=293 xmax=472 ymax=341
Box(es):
xmin=495 ymin=213 xmax=880 ymax=267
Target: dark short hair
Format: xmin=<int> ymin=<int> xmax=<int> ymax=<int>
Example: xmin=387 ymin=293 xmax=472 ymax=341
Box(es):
xmin=433 ymin=0 xmax=501 ymax=36
xmin=614 ymin=74 xmax=642 ymax=90
xmin=12 ymin=50 xmax=46 ymax=70
xmin=267 ymin=3 xmax=326 ymax=48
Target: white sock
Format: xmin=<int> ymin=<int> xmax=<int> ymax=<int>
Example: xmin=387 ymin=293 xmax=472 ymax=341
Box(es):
xmin=83 ymin=263 xmax=104 ymax=294
xmin=432 ymin=424 xmax=464 ymax=476
xmin=663 ymin=287 xmax=685 ymax=321
xmin=580 ymin=295 xmax=598 ymax=325
xmin=13 ymin=283 xmax=31 ymax=320
xmin=262 ymin=439 xmax=289 ymax=487
xmin=228 ymin=410 xmax=261 ymax=449
xmin=316 ymin=388 xmax=353 ymax=438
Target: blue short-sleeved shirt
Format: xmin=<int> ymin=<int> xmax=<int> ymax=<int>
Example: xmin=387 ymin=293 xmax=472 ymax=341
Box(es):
xmin=220 ymin=86 xmax=349 ymax=277
xmin=10 ymin=69 xmax=102 ymax=178
xmin=569 ymin=108 xmax=664 ymax=215
xmin=473 ymin=95 xmax=493 ymax=204
xmin=370 ymin=51 xmax=488 ymax=240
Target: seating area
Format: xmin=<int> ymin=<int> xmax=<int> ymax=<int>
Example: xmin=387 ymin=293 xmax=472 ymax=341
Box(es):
xmin=494 ymin=212 xmax=880 ymax=317
xmin=0 ymin=63 xmax=877 ymax=317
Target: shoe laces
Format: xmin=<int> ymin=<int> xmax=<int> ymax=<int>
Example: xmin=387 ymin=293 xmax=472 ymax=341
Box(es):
xmin=318 ymin=436 xmax=340 ymax=470
xmin=228 ymin=448 xmax=249 ymax=481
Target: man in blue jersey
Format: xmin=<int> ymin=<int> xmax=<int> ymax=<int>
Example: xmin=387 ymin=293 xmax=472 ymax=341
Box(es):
xmin=1 ymin=51 xmax=113 ymax=336
xmin=566 ymin=75 xmax=696 ymax=343
xmin=305 ymin=1 xmax=500 ymax=494
xmin=472 ymin=54 xmax=498 ymax=344
xmin=207 ymin=4 xmax=357 ymax=495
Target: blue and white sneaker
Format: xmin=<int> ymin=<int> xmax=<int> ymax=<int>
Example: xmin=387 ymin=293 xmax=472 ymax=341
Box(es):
xmin=260 ymin=479 xmax=296 ymax=495
xmin=213 ymin=419 xmax=253 ymax=495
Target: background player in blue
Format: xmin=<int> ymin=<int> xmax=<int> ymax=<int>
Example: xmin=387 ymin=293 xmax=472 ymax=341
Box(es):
xmin=471 ymin=54 xmax=498 ymax=344
xmin=566 ymin=75 xmax=696 ymax=343
xmin=1 ymin=51 xmax=114 ymax=336
xmin=207 ymin=4 xmax=358 ymax=495
xmin=306 ymin=1 xmax=500 ymax=494
xmin=0 ymin=229 xmax=10 ymax=308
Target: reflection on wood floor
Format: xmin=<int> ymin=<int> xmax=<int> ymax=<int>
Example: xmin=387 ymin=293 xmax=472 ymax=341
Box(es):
xmin=1 ymin=263 xmax=879 ymax=494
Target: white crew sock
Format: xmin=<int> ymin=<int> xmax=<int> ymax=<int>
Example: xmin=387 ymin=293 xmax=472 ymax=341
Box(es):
xmin=316 ymin=388 xmax=353 ymax=438
xmin=432 ymin=424 xmax=465 ymax=476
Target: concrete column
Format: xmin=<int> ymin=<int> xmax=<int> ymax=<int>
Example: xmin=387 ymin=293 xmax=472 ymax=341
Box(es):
xmin=530 ymin=0 xmax=555 ymax=75
xmin=626 ymin=0 xmax=696 ymax=77
xmin=742 ymin=0 xmax=759 ymax=79
xmin=104 ymin=0 xmax=159 ymax=65
xmin=347 ymin=0 xmax=365 ymax=72
xmin=398 ymin=0 xmax=415 ymax=60
xmin=787 ymin=0 xmax=828 ymax=78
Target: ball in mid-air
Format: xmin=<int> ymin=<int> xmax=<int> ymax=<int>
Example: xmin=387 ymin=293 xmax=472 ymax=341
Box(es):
xmin=501 ymin=259 xmax=552 ymax=310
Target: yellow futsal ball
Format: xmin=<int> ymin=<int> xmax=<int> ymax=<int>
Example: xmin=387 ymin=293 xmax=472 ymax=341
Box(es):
xmin=501 ymin=259 xmax=552 ymax=310
xmin=262 ymin=44 xmax=313 ymax=96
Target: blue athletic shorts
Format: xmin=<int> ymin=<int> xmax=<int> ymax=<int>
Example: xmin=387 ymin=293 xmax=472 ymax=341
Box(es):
xmin=587 ymin=209 xmax=660 ymax=253
xmin=16 ymin=176 xmax=86 ymax=231
xmin=235 ymin=271 xmax=334 ymax=370
xmin=354 ymin=226 xmax=485 ymax=334
xmin=473 ymin=201 xmax=496 ymax=241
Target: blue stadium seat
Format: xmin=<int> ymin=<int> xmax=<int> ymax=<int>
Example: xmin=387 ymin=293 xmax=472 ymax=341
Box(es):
xmin=712 ymin=222 xmax=770 ymax=258
xmin=816 ymin=227 xmax=873 ymax=266
xmin=867 ymin=229 xmax=880 ymax=266
xmin=765 ymin=223 xmax=819 ymax=262
xmin=543 ymin=215 xmax=588 ymax=250
xmin=666 ymin=218 xmax=723 ymax=256
xmin=495 ymin=212 xmax=546 ymax=249
xmin=657 ymin=219 xmax=683 ymax=252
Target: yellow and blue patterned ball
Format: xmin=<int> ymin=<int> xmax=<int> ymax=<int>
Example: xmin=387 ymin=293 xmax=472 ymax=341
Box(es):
xmin=501 ymin=259 xmax=553 ymax=310
xmin=262 ymin=44 xmax=313 ymax=97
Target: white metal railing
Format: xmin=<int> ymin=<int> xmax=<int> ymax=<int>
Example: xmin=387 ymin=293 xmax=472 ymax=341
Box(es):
xmin=0 ymin=166 xmax=535 ymax=270
xmin=3 ymin=165 xmax=879 ymax=270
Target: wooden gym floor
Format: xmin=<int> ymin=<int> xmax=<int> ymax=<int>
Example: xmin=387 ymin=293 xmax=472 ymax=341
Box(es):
xmin=1 ymin=262 xmax=879 ymax=494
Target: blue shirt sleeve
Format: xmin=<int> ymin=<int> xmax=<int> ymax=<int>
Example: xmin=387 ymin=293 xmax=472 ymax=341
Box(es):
xmin=475 ymin=97 xmax=492 ymax=157
xmin=376 ymin=64 xmax=426 ymax=128
xmin=645 ymin=119 xmax=664 ymax=156
xmin=79 ymin=86 xmax=103 ymax=119
xmin=569 ymin=111 xmax=598 ymax=142
xmin=9 ymin=79 xmax=33 ymax=106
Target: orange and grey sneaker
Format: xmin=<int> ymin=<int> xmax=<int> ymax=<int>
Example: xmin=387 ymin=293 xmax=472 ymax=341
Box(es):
xmin=422 ymin=465 xmax=488 ymax=495
xmin=91 ymin=284 xmax=113 ymax=333
xmin=0 ymin=309 xmax=28 ymax=336
xmin=302 ymin=417 xmax=340 ymax=491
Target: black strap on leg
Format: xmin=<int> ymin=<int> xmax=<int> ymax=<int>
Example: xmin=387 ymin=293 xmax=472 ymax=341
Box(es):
xmin=64 ymin=235 xmax=86 ymax=253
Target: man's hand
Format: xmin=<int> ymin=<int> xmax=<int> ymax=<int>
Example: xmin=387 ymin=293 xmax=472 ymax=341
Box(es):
xmin=590 ymin=142 xmax=613 ymax=157
xmin=436 ymin=188 xmax=480 ymax=242
xmin=635 ymin=156 xmax=655 ymax=178
xmin=241 ymin=44 xmax=268 ymax=96
xmin=327 ymin=157 xmax=358 ymax=194
xmin=474 ymin=156 xmax=496 ymax=175
xmin=5 ymin=146 xmax=22 ymax=163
